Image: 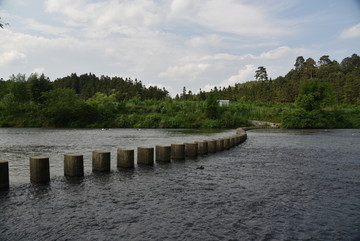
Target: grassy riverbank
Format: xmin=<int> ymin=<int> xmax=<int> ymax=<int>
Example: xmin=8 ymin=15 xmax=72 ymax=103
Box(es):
xmin=1 ymin=97 xmax=359 ymax=129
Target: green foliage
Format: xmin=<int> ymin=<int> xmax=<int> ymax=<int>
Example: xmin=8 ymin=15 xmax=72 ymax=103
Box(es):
xmin=282 ymin=108 xmax=335 ymax=129
xmin=205 ymin=95 xmax=222 ymax=119
xmin=295 ymin=79 xmax=335 ymax=111
xmin=281 ymin=79 xmax=352 ymax=128
xmin=255 ymin=66 xmax=268 ymax=81
xmin=28 ymin=73 xmax=53 ymax=103
xmin=341 ymin=54 xmax=360 ymax=73
xmin=294 ymin=56 xmax=305 ymax=71
xmin=282 ymin=79 xmax=337 ymax=128
xmin=198 ymin=53 xmax=359 ymax=106
xmin=0 ymin=53 xmax=359 ymax=129
xmin=87 ymin=93 xmax=124 ymax=126
xmin=338 ymin=105 xmax=360 ymax=128
xmin=54 ymin=73 xmax=168 ymax=100
xmin=41 ymin=89 xmax=98 ymax=127
xmin=8 ymin=74 xmax=30 ymax=103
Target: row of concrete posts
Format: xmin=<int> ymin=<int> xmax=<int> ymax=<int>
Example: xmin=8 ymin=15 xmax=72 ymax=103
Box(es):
xmin=0 ymin=130 xmax=247 ymax=190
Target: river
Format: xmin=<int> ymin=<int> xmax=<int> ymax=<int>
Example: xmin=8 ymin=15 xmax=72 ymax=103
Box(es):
xmin=1 ymin=128 xmax=359 ymax=240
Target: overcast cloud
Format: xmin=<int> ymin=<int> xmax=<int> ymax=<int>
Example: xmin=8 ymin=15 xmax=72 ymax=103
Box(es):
xmin=1 ymin=0 xmax=359 ymax=95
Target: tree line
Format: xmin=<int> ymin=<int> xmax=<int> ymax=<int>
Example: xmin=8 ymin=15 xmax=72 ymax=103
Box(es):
xmin=184 ymin=54 xmax=360 ymax=105
xmin=0 ymin=73 xmax=169 ymax=102
xmin=0 ymin=73 xmax=169 ymax=127
xmin=0 ymin=54 xmax=359 ymax=128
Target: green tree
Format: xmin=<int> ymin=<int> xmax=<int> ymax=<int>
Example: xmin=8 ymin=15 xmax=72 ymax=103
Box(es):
xmin=282 ymin=79 xmax=336 ymax=128
xmin=41 ymin=89 xmax=97 ymax=127
xmin=317 ymin=59 xmax=341 ymax=80
xmin=28 ymin=73 xmax=53 ymax=103
xmin=8 ymin=74 xmax=30 ymax=103
xmin=87 ymin=92 xmax=124 ymax=126
xmin=295 ymin=79 xmax=335 ymax=111
xmin=255 ymin=66 xmax=268 ymax=81
xmin=294 ymin=56 xmax=305 ymax=71
xmin=181 ymin=86 xmax=187 ymax=100
xmin=341 ymin=54 xmax=360 ymax=72
xmin=318 ymin=55 xmax=332 ymax=66
xmin=343 ymin=72 xmax=360 ymax=104
xmin=205 ymin=94 xmax=221 ymax=119
xmin=303 ymin=58 xmax=317 ymax=79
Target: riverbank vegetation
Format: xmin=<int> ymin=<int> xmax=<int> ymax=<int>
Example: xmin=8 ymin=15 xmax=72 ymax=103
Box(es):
xmin=0 ymin=54 xmax=359 ymax=128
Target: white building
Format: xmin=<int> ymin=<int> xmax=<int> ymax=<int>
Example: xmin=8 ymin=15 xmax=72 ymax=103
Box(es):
xmin=217 ymin=100 xmax=230 ymax=107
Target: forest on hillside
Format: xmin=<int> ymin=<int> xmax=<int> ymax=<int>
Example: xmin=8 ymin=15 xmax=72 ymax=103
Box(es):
xmin=0 ymin=54 xmax=359 ymax=128
xmin=182 ymin=54 xmax=360 ymax=105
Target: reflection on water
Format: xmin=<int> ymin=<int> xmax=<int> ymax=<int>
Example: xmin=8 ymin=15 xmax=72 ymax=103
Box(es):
xmin=1 ymin=128 xmax=360 ymax=240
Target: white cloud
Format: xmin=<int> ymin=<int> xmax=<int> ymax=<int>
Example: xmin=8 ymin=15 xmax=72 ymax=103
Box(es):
xmin=0 ymin=51 xmax=26 ymax=66
xmin=340 ymin=23 xmax=360 ymax=39
xmin=24 ymin=18 xmax=71 ymax=36
xmin=259 ymin=46 xmax=292 ymax=59
xmin=257 ymin=46 xmax=310 ymax=61
xmin=45 ymin=0 xmax=163 ymax=38
xmin=203 ymin=84 xmax=217 ymax=92
xmin=44 ymin=0 xmax=293 ymax=40
xmin=181 ymin=53 xmax=250 ymax=63
xmin=186 ymin=0 xmax=290 ymax=37
xmin=0 ymin=29 xmax=51 ymax=53
xmin=2 ymin=0 xmax=358 ymax=97
xmin=183 ymin=46 xmax=307 ymax=63
xmin=32 ymin=67 xmax=46 ymax=75
xmin=195 ymin=46 xmax=310 ymax=91
xmin=187 ymin=34 xmax=223 ymax=48
xmin=221 ymin=64 xmax=256 ymax=86
xmin=146 ymin=83 xmax=168 ymax=90
xmin=159 ymin=63 xmax=210 ymax=81
xmin=146 ymin=83 xmax=176 ymax=96
xmin=169 ymin=0 xmax=192 ymax=17
xmin=45 ymin=0 xmax=92 ymax=23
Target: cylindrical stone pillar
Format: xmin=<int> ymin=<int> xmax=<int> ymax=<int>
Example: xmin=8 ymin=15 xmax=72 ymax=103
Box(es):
xmin=196 ymin=141 xmax=208 ymax=155
xmin=224 ymin=137 xmax=231 ymax=150
xmin=230 ymin=136 xmax=236 ymax=148
xmin=30 ymin=156 xmax=50 ymax=183
xmin=64 ymin=154 xmax=84 ymax=177
xmin=236 ymin=128 xmax=246 ymax=135
xmin=137 ymin=147 xmax=154 ymax=165
xmin=216 ymin=139 xmax=224 ymax=152
xmin=233 ymin=135 xmax=238 ymax=146
xmin=207 ymin=140 xmax=217 ymax=153
xmin=240 ymin=134 xmax=247 ymax=143
xmin=171 ymin=144 xmax=185 ymax=160
xmin=0 ymin=160 xmax=9 ymax=190
xmin=185 ymin=143 xmax=198 ymax=158
xmin=92 ymin=151 xmax=110 ymax=172
xmin=237 ymin=135 xmax=242 ymax=145
xmin=156 ymin=145 xmax=171 ymax=162
xmin=117 ymin=149 xmax=134 ymax=168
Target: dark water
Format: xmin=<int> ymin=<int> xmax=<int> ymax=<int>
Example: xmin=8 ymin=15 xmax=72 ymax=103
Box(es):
xmin=0 ymin=128 xmax=234 ymax=185
xmin=1 ymin=128 xmax=360 ymax=240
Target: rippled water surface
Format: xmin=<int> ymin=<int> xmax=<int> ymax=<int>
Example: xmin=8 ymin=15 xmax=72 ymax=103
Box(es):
xmin=1 ymin=128 xmax=360 ymax=240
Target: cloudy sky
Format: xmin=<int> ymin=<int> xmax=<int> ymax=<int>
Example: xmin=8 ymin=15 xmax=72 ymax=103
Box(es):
xmin=1 ymin=0 xmax=359 ymax=96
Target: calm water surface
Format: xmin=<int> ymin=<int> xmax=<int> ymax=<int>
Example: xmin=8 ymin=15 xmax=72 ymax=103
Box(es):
xmin=1 ymin=128 xmax=360 ymax=240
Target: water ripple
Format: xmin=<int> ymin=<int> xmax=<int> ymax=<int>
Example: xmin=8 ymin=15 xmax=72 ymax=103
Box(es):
xmin=1 ymin=129 xmax=360 ymax=240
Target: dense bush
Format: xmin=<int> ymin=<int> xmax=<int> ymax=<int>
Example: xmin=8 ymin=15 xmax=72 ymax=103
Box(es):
xmin=281 ymin=79 xmax=356 ymax=128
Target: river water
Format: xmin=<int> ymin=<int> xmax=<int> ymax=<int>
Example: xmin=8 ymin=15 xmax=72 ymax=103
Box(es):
xmin=0 ymin=128 xmax=359 ymax=240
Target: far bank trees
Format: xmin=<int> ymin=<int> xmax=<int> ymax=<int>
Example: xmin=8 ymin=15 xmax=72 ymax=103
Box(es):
xmin=282 ymin=79 xmax=337 ymax=128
